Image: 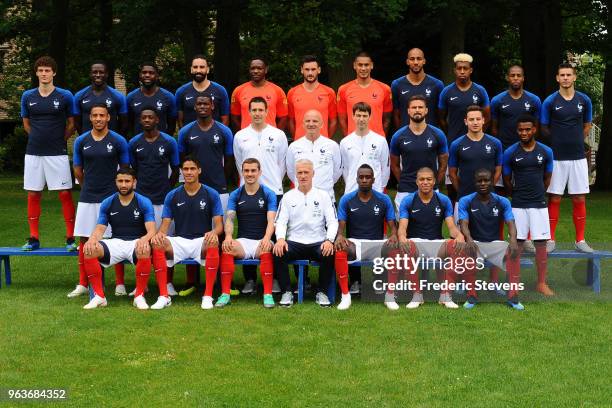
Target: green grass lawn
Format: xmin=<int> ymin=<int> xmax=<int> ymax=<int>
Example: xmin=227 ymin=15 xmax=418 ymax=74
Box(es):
xmin=0 ymin=175 xmax=611 ymax=407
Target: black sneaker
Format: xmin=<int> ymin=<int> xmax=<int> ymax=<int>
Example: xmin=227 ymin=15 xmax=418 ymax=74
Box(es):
xmin=22 ymin=237 xmax=40 ymax=251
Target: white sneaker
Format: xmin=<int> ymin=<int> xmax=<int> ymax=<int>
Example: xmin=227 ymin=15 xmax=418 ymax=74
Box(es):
xmin=384 ymin=292 xmax=399 ymax=310
xmin=522 ymin=240 xmax=536 ymax=254
xmin=133 ymin=295 xmax=149 ymax=310
xmin=83 ymin=295 xmax=107 ymax=309
xmin=546 ymin=240 xmax=556 ymax=253
xmin=279 ymin=291 xmax=293 ymax=307
xmin=406 ymin=292 xmax=424 ymax=309
xmin=272 ymin=279 xmax=281 ymax=294
xmin=167 ymin=283 xmax=178 ymax=296
xmin=575 ymin=240 xmax=594 ymax=253
xmin=129 ymin=286 xmax=149 ymax=296
xmin=67 ymin=284 xmax=88 ymax=298
xmin=337 ymin=293 xmax=351 ymax=310
xmin=201 ymin=295 xmax=214 ymax=310
xmin=315 ymin=292 xmax=331 ymax=307
xmin=440 ymin=301 xmax=459 ymax=309
xmin=150 ymin=296 xmax=172 ymax=310
xmin=349 ymin=281 xmax=361 ymax=294
xmin=115 ymin=284 xmax=127 ymax=296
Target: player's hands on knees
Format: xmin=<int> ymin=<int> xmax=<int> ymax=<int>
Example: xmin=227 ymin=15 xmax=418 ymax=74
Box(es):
xmin=135 ymin=237 xmax=150 ymax=257
xmin=258 ymin=238 xmax=273 ymax=254
xmin=321 ymin=240 xmax=334 ymax=257
xmin=464 ymin=241 xmax=478 ymax=258
xmin=151 ymin=232 xmax=166 ymax=247
xmin=83 ymin=240 xmax=99 ymax=257
xmin=222 ymin=237 xmax=235 ymax=253
xmin=334 ymin=236 xmax=349 ymax=252
xmin=386 ymin=234 xmax=399 ymax=248
xmin=204 ymin=231 xmax=218 ymax=246
xmin=273 ymin=239 xmax=288 ymax=257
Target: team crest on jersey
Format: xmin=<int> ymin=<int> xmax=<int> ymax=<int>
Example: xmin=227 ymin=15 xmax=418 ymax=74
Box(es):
xmin=492 ymin=206 xmax=499 ymax=217
xmin=372 ymin=93 xmax=378 ymax=99
xmin=435 ymin=206 xmax=441 ymax=216
xmin=312 ymin=200 xmax=321 ymax=217
xmin=485 ymin=144 xmax=492 ymax=154
xmin=199 ymin=200 xmax=206 ymax=210
xmin=577 ymin=103 xmax=583 ymax=113
xmin=105 ymin=98 xmax=113 ymax=107
xmin=524 ymin=101 xmax=531 ymax=111
xmin=156 ymin=100 xmax=163 ymax=110
xmin=133 ymin=209 xmax=140 ymax=219
xmin=107 ymin=143 xmax=114 ymax=153
xmin=537 ymin=154 xmax=543 ymax=164
xmin=53 ymin=99 xmax=60 ymax=109
xmin=472 ymin=94 xmax=479 ymax=104
xmin=320 ymin=148 xmax=326 ymax=154
xmin=427 ymin=138 xmax=433 ymax=148
xmin=158 ymin=146 xmax=165 ymax=156
xmin=258 ymin=198 xmax=265 ymax=208
xmin=373 ymin=204 xmax=380 ymax=215
xmin=371 ymin=144 xmax=377 ymax=150
xmin=425 ymin=88 xmax=431 ymax=97
xmin=213 ymin=134 xmax=220 ymax=144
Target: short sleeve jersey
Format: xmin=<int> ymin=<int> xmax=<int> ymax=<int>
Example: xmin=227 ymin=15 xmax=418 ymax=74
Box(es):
xmin=391 ymin=74 xmax=444 ymax=127
xmin=174 ymin=81 xmax=230 ymax=125
xmin=227 ymin=185 xmax=278 ymax=240
xmin=178 ymin=121 xmax=234 ymax=194
xmin=129 ymin=132 xmax=180 ymax=205
xmin=389 ymin=124 xmax=448 ymax=193
xmin=448 ymin=134 xmax=503 ymax=198
xmin=540 ymin=91 xmax=592 ymax=160
xmin=438 ymin=82 xmax=490 ymax=143
xmin=162 ymin=184 xmax=223 ymax=238
xmin=457 ymin=193 xmax=514 ymax=242
xmin=337 ymin=190 xmax=395 ymax=240
xmin=287 ymin=83 xmax=337 ymax=138
xmin=399 ymin=192 xmax=453 ymax=240
xmin=490 ymin=90 xmax=541 ymax=150
xmin=337 ymin=79 xmax=393 ymax=136
xmin=127 ymin=87 xmax=177 ymax=134
xmin=73 ymin=130 xmax=130 ymax=203
xmin=21 ymin=87 xmax=75 ymax=156
xmin=230 ymin=81 xmax=288 ymax=129
xmin=74 ymin=85 xmax=128 ymax=131
xmin=97 ymin=192 xmax=155 ymax=240
xmin=502 ymin=142 xmax=554 ymax=208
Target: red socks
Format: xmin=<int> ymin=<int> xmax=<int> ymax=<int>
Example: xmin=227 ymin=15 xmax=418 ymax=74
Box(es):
xmin=535 ymin=241 xmax=548 ymax=284
xmin=506 ymin=247 xmax=522 ymax=299
xmin=220 ymin=253 xmax=235 ymax=295
xmin=58 ymin=190 xmax=75 ymax=238
xmin=153 ymin=248 xmax=168 ymax=296
xmin=83 ymin=256 xmax=104 ymax=297
xmin=260 ymin=252 xmax=274 ymax=295
xmin=572 ymin=200 xmax=586 ymax=242
xmin=78 ymin=246 xmax=88 ymax=286
xmin=115 ymin=263 xmax=125 ymax=286
xmin=203 ymin=247 xmax=219 ymax=297
xmin=27 ymin=192 xmax=41 ymax=239
xmin=134 ymin=257 xmax=151 ymax=297
xmin=334 ymin=250 xmax=349 ymax=295
xmin=548 ymin=199 xmax=560 ymax=240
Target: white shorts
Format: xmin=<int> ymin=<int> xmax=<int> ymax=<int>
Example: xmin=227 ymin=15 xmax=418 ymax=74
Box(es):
xmin=99 ymin=238 xmax=138 ymax=267
xmin=153 ymin=204 xmax=175 ymax=235
xmin=474 ymin=240 xmax=509 ymax=269
xmin=220 ymin=193 xmax=229 ymax=214
xmin=445 ymin=167 xmax=451 ymax=185
xmin=547 ymin=159 xmax=589 ymax=195
xmin=74 ymin=202 xmax=111 ymax=238
xmin=495 ymin=176 xmax=504 ymax=188
xmin=166 ymin=236 xmax=205 ymax=267
xmin=409 ymin=238 xmax=447 ymax=260
xmin=394 ymin=192 xmax=410 ymax=218
xmin=236 ymin=238 xmax=262 ymax=260
xmin=512 ymin=208 xmax=551 ymax=240
xmin=23 ymin=154 xmax=72 ymax=191
xmin=347 ymin=238 xmax=388 ymax=263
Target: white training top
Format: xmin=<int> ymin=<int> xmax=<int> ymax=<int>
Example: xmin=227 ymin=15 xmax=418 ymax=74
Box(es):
xmin=286 ymin=135 xmax=342 ymax=200
xmin=274 ymin=187 xmax=338 ymax=244
xmin=233 ymin=124 xmax=288 ymax=195
xmin=340 ymin=130 xmax=390 ymax=194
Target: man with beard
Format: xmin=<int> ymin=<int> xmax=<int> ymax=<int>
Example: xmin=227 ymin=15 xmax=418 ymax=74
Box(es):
xmin=175 ymin=54 xmax=230 ymax=128
xmin=230 ymin=58 xmax=288 ymax=130
xmin=390 ymin=95 xmax=448 ymax=211
xmin=391 ymin=48 xmax=444 ymax=128
xmin=68 ymin=104 xmax=130 ymax=299
xmin=74 ymin=60 xmax=128 ymax=134
xmin=127 ymin=63 xmax=177 ymax=135
xmin=287 ymin=55 xmax=337 ymax=139
xmin=80 ymin=168 xmax=157 ymax=310
xmin=335 ymin=164 xmax=398 ymax=310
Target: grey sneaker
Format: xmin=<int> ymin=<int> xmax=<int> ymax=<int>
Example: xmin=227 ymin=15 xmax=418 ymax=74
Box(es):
xmin=279 ymin=291 xmax=293 ymax=307
xmin=349 ymin=281 xmax=361 ymax=294
xmin=522 ymin=240 xmax=536 ymax=254
xmin=546 ymin=240 xmax=556 ymax=253
xmin=315 ymin=292 xmax=331 ymax=307
xmin=242 ymin=280 xmax=256 ymax=295
xmin=575 ymin=240 xmax=594 ymax=253
xmin=272 ymin=279 xmax=281 ymax=294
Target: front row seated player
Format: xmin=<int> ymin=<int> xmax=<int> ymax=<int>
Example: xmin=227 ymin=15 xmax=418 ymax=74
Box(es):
xmin=457 ymin=168 xmax=524 ymax=310
xmin=151 ymin=156 xmax=224 ymax=310
xmin=220 ymin=158 xmax=277 ymax=308
xmin=273 ymin=159 xmax=339 ymax=307
xmin=81 ymin=168 xmax=161 ymax=310
xmin=398 ymin=167 xmax=465 ymax=310
xmin=334 ymin=164 xmax=398 ymax=310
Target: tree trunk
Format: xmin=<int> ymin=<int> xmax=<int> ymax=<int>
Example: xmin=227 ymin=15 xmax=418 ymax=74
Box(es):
xmin=519 ymin=0 xmax=546 ymax=97
xmin=48 ymin=0 xmax=69 ymax=87
xmin=213 ymin=0 xmax=243 ymax=93
xmin=99 ymin=0 xmax=114 ymax=87
xmin=439 ymin=9 xmax=465 ymax=84
xmin=543 ymin=0 xmax=562 ymax=96
xmin=179 ymin=3 xmax=205 ymax=73
xmin=595 ymin=63 xmax=612 ymax=189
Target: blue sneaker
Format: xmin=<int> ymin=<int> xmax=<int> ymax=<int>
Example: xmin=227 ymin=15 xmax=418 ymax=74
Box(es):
xmin=463 ymin=296 xmax=478 ymax=310
xmin=496 ymin=288 xmax=507 ymax=297
xmin=21 ymin=237 xmax=40 ymax=251
xmin=506 ymin=300 xmax=525 ymax=311
xmin=263 ymin=294 xmax=275 ymax=308
xmin=65 ymin=237 xmax=77 ymax=252
xmin=215 ymin=293 xmax=231 ymax=308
